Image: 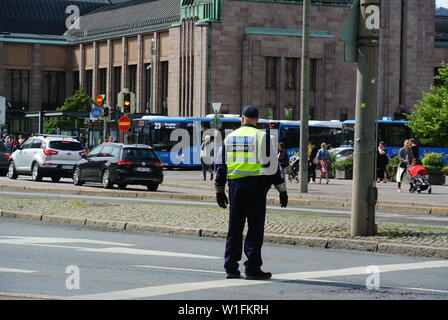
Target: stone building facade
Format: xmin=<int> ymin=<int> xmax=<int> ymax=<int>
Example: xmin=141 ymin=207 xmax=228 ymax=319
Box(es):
xmin=0 ymin=0 xmax=445 ymax=134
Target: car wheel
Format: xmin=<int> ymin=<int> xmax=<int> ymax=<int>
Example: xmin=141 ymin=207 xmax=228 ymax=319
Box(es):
xmin=51 ymin=176 xmax=61 ymax=183
xmin=73 ymin=167 xmax=84 ymax=186
xmin=31 ymin=163 xmax=43 ymax=182
xmin=146 ymin=183 xmax=159 ymax=191
xmin=7 ymin=162 xmax=18 ymax=179
xmin=102 ymin=169 xmax=114 ymax=189
xmin=118 ymin=184 xmax=127 ymax=190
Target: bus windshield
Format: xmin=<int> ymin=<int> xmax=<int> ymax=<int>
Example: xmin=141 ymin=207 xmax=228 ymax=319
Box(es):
xmin=134 ymin=120 xmax=188 ymax=150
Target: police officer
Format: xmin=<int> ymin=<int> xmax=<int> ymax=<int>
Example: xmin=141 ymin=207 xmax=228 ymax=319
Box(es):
xmin=215 ymin=106 xmax=288 ymax=280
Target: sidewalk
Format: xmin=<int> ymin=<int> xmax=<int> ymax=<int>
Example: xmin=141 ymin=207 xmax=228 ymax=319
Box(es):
xmin=160 ymin=171 xmax=448 ymax=215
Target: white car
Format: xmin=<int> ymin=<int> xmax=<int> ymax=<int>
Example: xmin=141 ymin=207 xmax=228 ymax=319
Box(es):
xmin=7 ymin=135 xmax=86 ymax=182
xmin=329 ymin=147 xmax=354 ymax=162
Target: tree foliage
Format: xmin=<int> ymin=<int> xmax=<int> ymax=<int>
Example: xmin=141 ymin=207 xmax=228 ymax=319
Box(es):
xmin=406 ymin=62 xmax=448 ymax=148
xmin=43 ymin=90 xmax=94 ymax=134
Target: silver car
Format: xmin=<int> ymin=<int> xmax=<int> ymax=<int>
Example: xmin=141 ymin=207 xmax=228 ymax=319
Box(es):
xmin=7 ymin=135 xmax=86 ymax=182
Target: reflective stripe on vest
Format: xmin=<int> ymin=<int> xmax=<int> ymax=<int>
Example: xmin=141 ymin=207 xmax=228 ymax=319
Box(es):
xmin=225 ymin=126 xmax=266 ymax=180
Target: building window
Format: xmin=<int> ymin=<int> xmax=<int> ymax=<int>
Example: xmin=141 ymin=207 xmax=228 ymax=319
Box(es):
xmin=98 ymin=68 xmax=107 ymax=95
xmin=285 ymin=58 xmax=297 ymax=89
xmin=161 ymin=61 xmax=169 ymax=116
xmin=128 ymin=65 xmax=137 ymax=94
xmin=84 ymin=70 xmax=93 ymax=98
xmin=311 ymin=59 xmax=318 ymax=91
xmin=113 ymin=67 xmax=122 ymax=107
xmin=265 ymin=57 xmax=277 ymax=89
xmin=42 ymin=71 xmax=66 ymax=109
xmin=340 ymin=108 xmax=348 ymax=121
xmin=73 ymin=71 xmax=80 ymax=92
xmin=5 ymin=69 xmax=30 ymax=109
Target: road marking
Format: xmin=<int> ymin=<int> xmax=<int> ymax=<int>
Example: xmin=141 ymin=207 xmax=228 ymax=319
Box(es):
xmin=134 ymin=265 xmax=225 ymax=274
xmin=69 ymin=260 xmax=448 ymax=300
xmin=0 ymin=267 xmax=36 ymax=273
xmin=0 ymin=236 xmax=220 ymax=260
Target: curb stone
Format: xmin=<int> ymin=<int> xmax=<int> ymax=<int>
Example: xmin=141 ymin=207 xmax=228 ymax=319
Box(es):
xmin=2 ymin=210 xmax=447 ymax=260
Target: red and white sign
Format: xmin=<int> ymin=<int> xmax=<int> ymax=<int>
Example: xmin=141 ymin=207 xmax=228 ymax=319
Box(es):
xmin=96 ymin=94 xmax=105 ymax=106
xmin=118 ymin=116 xmax=131 ymax=132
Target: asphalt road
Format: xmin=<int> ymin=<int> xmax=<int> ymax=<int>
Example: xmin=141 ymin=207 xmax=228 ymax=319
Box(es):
xmin=1 ymin=187 xmax=447 ymax=227
xmin=1 ymin=219 xmax=448 ymax=301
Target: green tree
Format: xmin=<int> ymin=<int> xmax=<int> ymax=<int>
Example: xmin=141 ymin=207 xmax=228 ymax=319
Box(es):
xmin=43 ymin=90 xmax=94 ymax=134
xmin=406 ymin=62 xmax=448 ymax=148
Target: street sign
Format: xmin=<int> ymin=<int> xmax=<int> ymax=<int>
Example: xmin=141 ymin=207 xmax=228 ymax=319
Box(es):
xmin=0 ymin=96 xmax=5 ymax=126
xmin=96 ymin=94 xmax=105 ymax=106
xmin=212 ymin=102 xmax=222 ymax=113
xmin=90 ymin=106 xmax=103 ymax=119
xmin=118 ymin=116 xmax=131 ymax=132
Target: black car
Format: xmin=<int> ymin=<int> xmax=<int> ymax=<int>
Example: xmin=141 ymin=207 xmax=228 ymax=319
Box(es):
xmin=72 ymin=143 xmax=163 ymax=191
xmin=0 ymin=141 xmax=10 ymax=176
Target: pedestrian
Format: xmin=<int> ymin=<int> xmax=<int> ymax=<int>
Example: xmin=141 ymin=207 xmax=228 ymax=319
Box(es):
xmin=200 ymin=135 xmax=214 ymax=181
xmin=376 ymin=141 xmax=389 ymax=183
xmin=10 ymin=136 xmax=19 ymax=152
xmin=215 ymin=105 xmax=288 ymax=280
xmin=396 ymin=139 xmax=415 ymax=192
xmin=79 ymin=133 xmax=87 ymax=149
xmin=409 ymin=138 xmax=419 ymax=160
xmin=108 ymin=136 xmax=114 ymax=143
xmin=308 ymin=142 xmax=318 ymax=183
xmin=18 ymin=135 xmax=25 ymax=146
xmin=277 ymin=142 xmax=289 ymax=180
xmin=316 ymin=142 xmax=331 ymax=184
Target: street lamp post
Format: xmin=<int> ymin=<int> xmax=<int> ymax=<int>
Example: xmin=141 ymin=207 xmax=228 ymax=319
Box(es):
xmin=299 ymin=0 xmax=311 ymax=194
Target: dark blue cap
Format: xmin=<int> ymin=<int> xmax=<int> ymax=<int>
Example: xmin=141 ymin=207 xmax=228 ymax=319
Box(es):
xmin=241 ymin=105 xmax=259 ymax=118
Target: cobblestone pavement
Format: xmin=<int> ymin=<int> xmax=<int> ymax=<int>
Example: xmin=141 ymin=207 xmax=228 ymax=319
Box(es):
xmin=1 ymin=198 xmax=447 ymax=249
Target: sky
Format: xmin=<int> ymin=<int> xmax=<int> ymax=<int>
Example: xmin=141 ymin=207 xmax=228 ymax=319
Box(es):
xmin=437 ymin=0 xmax=448 ymax=8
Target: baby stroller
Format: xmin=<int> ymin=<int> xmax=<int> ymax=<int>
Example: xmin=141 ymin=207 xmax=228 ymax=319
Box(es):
xmin=408 ymin=163 xmax=432 ymax=194
xmin=288 ymin=154 xmax=300 ymax=183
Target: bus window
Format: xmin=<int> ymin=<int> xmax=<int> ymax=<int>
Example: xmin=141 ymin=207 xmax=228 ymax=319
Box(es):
xmin=380 ymin=124 xmax=411 ymax=147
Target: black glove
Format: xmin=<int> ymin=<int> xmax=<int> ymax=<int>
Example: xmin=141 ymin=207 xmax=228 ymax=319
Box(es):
xmin=280 ymin=191 xmax=288 ymax=208
xmin=216 ymin=192 xmax=229 ymax=209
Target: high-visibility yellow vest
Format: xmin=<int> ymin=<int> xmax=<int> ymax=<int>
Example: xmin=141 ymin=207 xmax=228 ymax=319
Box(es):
xmin=225 ymin=126 xmax=266 ymax=180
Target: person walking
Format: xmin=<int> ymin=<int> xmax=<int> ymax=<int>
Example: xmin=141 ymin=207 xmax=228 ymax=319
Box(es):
xmin=316 ymin=143 xmax=331 ymax=184
xmin=396 ymin=139 xmax=415 ymax=192
xmin=215 ymin=105 xmax=288 ymax=280
xmin=200 ymin=135 xmax=214 ymax=181
xmin=308 ymin=142 xmax=318 ymax=183
xmin=277 ymin=142 xmax=289 ymax=180
xmin=410 ymin=138 xmax=419 ymax=160
xmin=376 ymin=141 xmax=389 ymax=183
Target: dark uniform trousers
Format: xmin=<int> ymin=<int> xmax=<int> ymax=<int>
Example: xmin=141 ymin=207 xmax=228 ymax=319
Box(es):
xmin=225 ymin=175 xmax=269 ymax=275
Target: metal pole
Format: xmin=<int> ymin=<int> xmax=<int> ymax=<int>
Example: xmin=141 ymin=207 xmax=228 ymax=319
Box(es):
xmin=299 ymin=0 xmax=310 ymax=193
xmin=200 ymin=25 xmax=203 ymax=117
xmin=351 ymin=0 xmax=380 ymax=236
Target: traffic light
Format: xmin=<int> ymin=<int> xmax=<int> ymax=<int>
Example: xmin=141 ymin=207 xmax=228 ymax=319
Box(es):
xmin=124 ymin=93 xmax=131 ymax=113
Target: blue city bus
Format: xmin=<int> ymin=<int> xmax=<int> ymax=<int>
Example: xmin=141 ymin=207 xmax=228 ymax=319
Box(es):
xmin=342 ymin=120 xmax=448 ymax=164
xmin=132 ymin=116 xmax=242 ymax=167
xmin=132 ymin=116 xmax=205 ymax=167
xmin=270 ymin=120 xmax=344 ymax=158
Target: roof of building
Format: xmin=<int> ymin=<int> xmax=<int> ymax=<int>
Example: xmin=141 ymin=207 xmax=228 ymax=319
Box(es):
xmin=65 ymin=0 xmax=180 ymax=42
xmin=0 ymin=0 xmax=131 ymax=36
